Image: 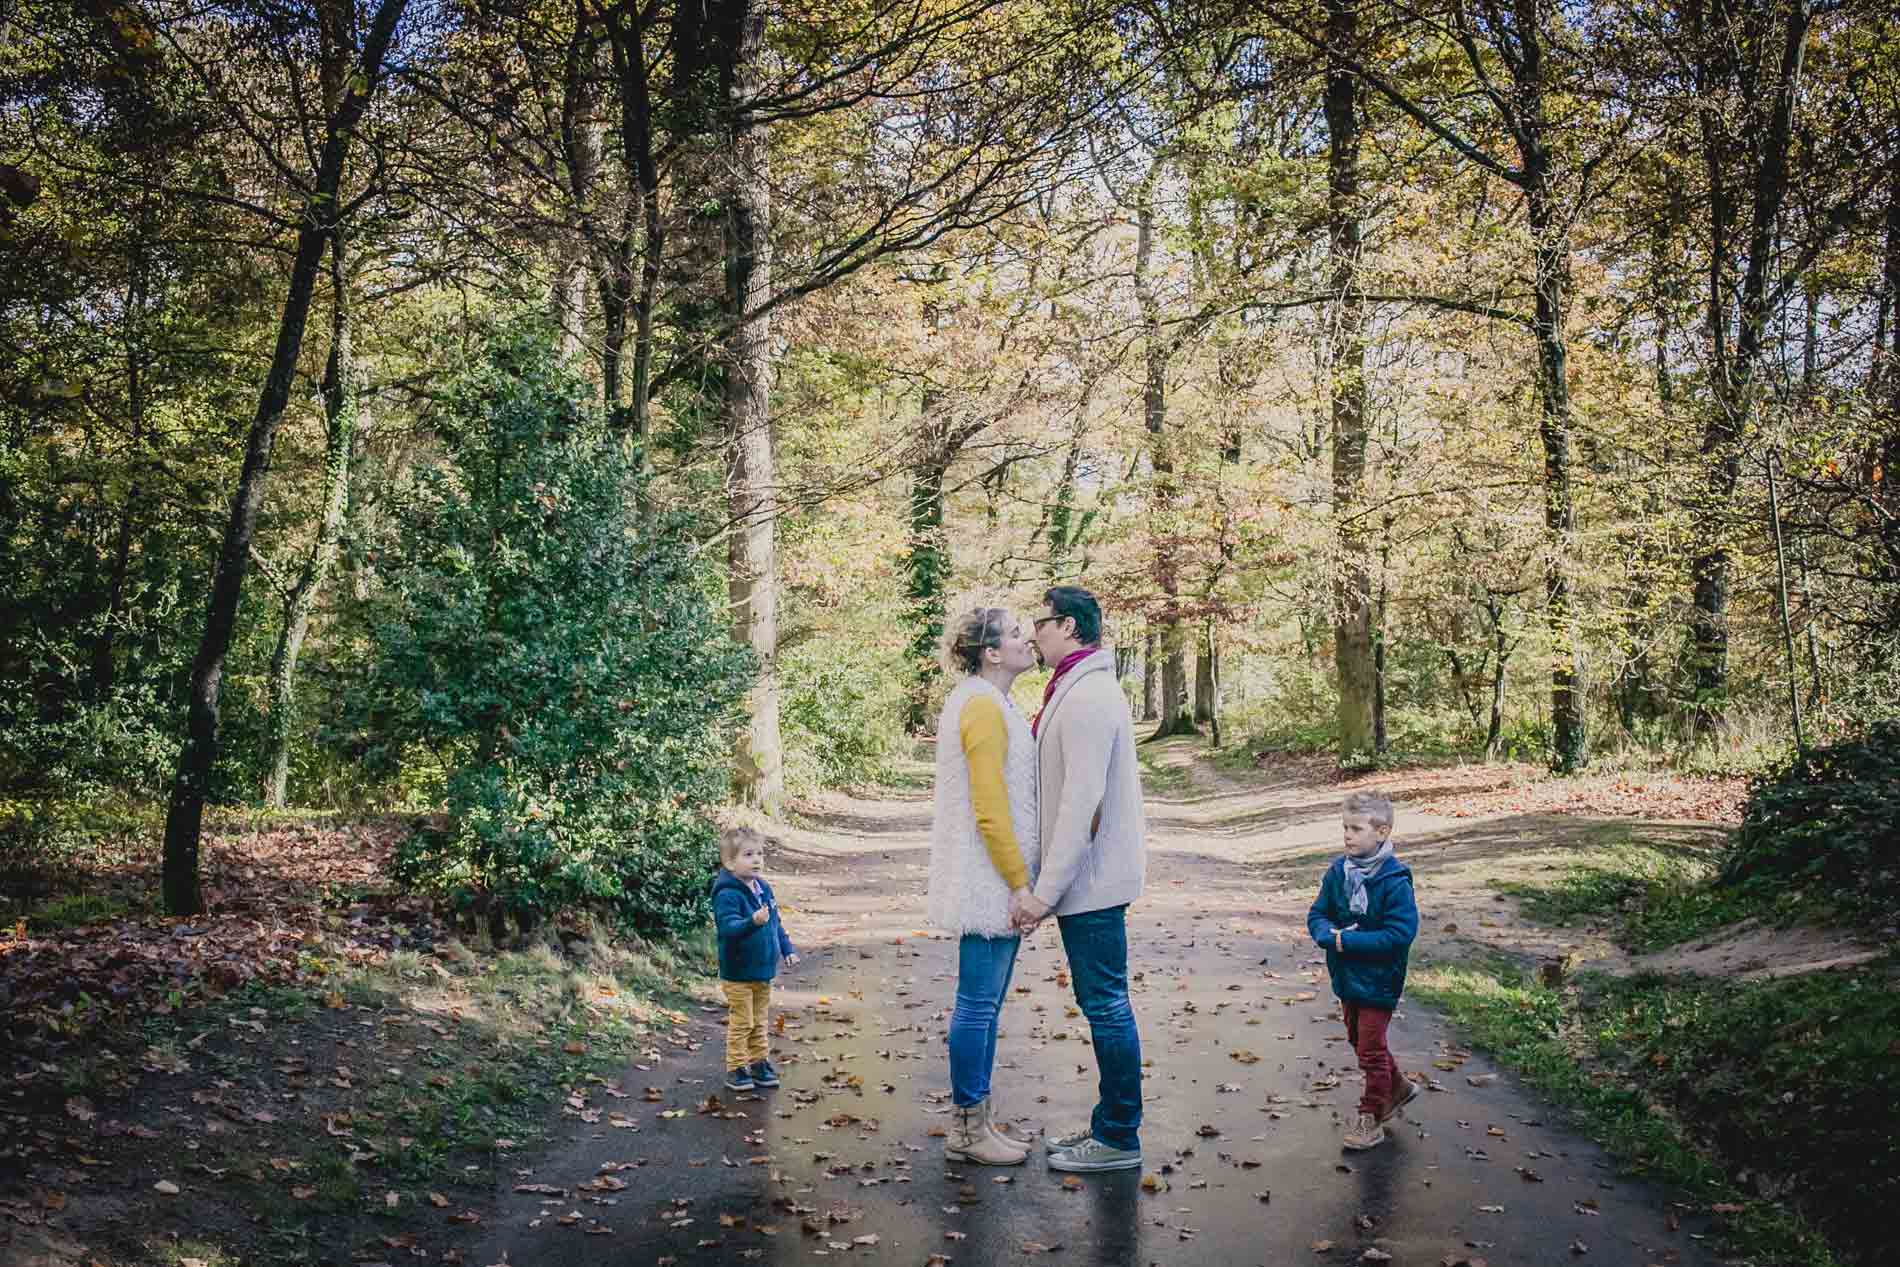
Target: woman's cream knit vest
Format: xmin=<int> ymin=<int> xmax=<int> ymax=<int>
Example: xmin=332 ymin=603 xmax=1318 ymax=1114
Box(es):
xmin=927 ymin=677 xmax=1040 ymax=937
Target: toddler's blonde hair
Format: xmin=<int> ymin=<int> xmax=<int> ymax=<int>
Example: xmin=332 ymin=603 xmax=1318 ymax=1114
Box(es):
xmin=719 ymin=825 xmax=770 ymax=865
xmin=1342 ymin=790 xmax=1394 ymax=828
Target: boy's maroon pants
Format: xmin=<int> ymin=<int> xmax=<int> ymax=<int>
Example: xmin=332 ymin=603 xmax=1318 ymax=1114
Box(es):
xmin=1342 ymin=1001 xmax=1405 ymax=1117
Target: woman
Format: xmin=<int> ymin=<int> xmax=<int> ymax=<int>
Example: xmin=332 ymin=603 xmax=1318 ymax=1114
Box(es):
xmin=926 ymin=605 xmax=1040 ymax=1165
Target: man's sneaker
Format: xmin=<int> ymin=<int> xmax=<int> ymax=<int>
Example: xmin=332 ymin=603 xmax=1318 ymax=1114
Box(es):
xmin=751 ymin=1059 xmax=780 ymax=1088
xmin=1378 ymin=1076 xmax=1419 ymax=1123
xmin=724 ymin=1066 xmax=756 ymax=1092
xmin=1043 ymin=1126 xmax=1092 ymax=1154
xmin=1047 ymin=1136 xmax=1142 ymax=1173
xmin=1342 ymin=1112 xmax=1387 ymax=1151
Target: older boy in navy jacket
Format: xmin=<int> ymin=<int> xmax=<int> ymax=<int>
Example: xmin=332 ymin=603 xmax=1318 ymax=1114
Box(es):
xmin=711 ymin=828 xmax=798 ymax=1092
xmin=1307 ymin=790 xmax=1419 ymax=1151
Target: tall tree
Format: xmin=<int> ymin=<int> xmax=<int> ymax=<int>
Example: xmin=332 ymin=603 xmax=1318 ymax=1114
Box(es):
xmin=1324 ymin=0 xmax=1375 ymax=760
xmin=1681 ymin=0 xmax=1815 ymax=735
xmin=162 ymin=0 xmax=412 ymax=913
xmin=255 ymin=236 xmax=358 ymax=809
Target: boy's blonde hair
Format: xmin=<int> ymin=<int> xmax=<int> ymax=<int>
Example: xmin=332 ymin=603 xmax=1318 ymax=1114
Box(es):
xmin=719 ymin=825 xmax=770 ymax=865
xmin=1342 ymin=790 xmax=1394 ymax=828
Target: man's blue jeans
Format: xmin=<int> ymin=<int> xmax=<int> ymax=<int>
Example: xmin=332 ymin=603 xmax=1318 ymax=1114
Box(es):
xmin=949 ymin=933 xmax=1021 ymax=1107
xmin=1058 ymin=904 xmax=1142 ymax=1150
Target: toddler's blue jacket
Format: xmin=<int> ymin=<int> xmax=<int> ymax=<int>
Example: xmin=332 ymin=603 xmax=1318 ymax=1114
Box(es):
xmin=711 ymin=867 xmax=795 ymax=982
xmin=1307 ymin=853 xmax=1418 ymax=1010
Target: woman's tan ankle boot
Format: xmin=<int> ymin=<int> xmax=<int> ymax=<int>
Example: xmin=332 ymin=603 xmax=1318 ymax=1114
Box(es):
xmin=945 ymin=1101 xmax=1027 ymax=1165
xmin=982 ymin=1097 xmax=1032 ymax=1150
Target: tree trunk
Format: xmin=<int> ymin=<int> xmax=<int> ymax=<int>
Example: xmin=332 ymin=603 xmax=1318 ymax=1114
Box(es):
xmin=264 ymin=238 xmax=357 ymax=809
xmin=1134 ymin=158 xmax=1197 ymax=741
xmin=95 ymin=231 xmax=150 ymax=699
xmin=905 ymin=430 xmax=948 ymax=735
xmin=1141 ymin=629 xmax=1158 ymax=721
xmin=1325 ymin=0 xmax=1376 ymax=763
xmin=161 ymin=0 xmax=408 ymax=915
xmin=722 ymin=0 xmax=782 ymax=813
xmin=1506 ymin=12 xmax=1589 ymax=774
xmin=603 ymin=0 xmax=662 ymax=458
xmin=1486 ymin=609 xmax=1509 ymax=761
xmin=1687 ymin=0 xmax=1813 ymax=738
xmin=550 ymin=7 xmax=598 ymax=366
xmin=1193 ymin=636 xmax=1215 ymax=724
xmin=1158 ymin=641 xmax=1193 ymax=739
xmin=1528 ymin=178 xmax=1586 ymax=773
xmin=1879 ymin=151 xmax=1900 ymax=519
xmin=1372 ymin=574 xmax=1387 ymax=755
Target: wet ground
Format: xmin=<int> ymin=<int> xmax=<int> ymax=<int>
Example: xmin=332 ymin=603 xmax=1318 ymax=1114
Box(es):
xmin=466 ymin=774 xmax=1726 ymax=1267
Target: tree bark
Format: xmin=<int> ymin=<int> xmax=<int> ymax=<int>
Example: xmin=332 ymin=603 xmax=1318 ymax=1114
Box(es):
xmin=1194 ymin=637 xmax=1215 ymax=724
xmin=161 ymin=0 xmax=409 ymax=915
xmin=1486 ymin=597 xmax=1510 ymax=760
xmin=601 ymin=0 xmax=663 ymax=456
xmin=551 ymin=8 xmax=598 ymax=367
xmin=1325 ymin=0 xmax=1376 ymax=763
xmin=95 ymin=229 xmax=151 ymax=699
xmin=1141 ymin=629 xmax=1158 ymax=721
xmin=1879 ymin=151 xmax=1900 ymax=519
xmin=264 ymin=238 xmax=358 ymax=809
xmin=1134 ymin=157 xmax=1198 ymax=741
xmin=722 ymin=0 xmax=782 ymax=812
xmin=1527 ymin=168 xmax=1586 ymax=773
xmin=905 ymin=414 xmax=948 ymax=735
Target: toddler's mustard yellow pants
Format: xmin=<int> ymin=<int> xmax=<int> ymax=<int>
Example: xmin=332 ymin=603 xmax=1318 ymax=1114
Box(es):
xmin=721 ymin=980 xmax=771 ymax=1070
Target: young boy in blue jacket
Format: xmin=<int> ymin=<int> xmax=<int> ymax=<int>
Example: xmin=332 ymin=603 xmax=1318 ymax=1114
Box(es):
xmin=1307 ymin=790 xmax=1419 ymax=1151
xmin=710 ymin=827 xmax=799 ymax=1092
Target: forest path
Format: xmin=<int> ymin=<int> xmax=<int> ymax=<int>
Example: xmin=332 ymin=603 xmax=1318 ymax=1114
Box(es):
xmin=465 ymin=744 xmax=1730 ymax=1267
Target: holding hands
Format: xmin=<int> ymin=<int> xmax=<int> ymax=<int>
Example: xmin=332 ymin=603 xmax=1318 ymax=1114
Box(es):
xmin=1008 ymin=887 xmax=1051 ymax=932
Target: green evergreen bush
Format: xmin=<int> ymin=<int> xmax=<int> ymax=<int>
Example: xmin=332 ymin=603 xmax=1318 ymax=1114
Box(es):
xmin=1724 ymin=721 xmax=1900 ymax=922
xmin=340 ymin=323 xmax=753 ymax=936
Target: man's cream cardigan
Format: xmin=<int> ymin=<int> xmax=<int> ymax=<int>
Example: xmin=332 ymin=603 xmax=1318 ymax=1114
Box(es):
xmin=1031 ymin=649 xmax=1147 ymax=917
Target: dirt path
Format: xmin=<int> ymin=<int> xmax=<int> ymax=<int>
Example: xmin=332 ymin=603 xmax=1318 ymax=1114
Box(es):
xmin=463 ymin=747 xmax=1731 ymax=1267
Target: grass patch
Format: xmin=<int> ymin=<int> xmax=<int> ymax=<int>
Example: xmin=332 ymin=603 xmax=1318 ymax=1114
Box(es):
xmin=27 ymin=891 xmax=135 ymax=929
xmin=1490 ymin=832 xmax=1810 ymax=952
xmin=1412 ymin=954 xmax=1900 ymax=1267
xmin=1136 ymin=745 xmax=1194 ymax=795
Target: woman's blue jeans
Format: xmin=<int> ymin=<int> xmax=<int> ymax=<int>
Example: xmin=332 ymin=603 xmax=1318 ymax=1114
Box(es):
xmin=949 ymin=933 xmax=1021 ymax=1107
xmin=1057 ymin=904 xmax=1142 ymax=1151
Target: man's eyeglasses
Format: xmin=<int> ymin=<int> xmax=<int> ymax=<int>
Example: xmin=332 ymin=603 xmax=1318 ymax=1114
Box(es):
xmin=1032 ymin=615 xmax=1068 ymax=631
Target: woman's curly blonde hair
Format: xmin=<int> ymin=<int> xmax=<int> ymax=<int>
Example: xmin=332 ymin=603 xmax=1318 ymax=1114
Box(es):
xmin=941 ymin=605 xmax=1010 ymax=676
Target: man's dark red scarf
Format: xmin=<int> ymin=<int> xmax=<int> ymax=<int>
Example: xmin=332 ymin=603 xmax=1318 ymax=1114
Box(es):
xmin=1032 ymin=647 xmax=1095 ymax=737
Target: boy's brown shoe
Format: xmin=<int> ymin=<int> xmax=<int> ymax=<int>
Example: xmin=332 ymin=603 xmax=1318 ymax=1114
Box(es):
xmin=1342 ymin=1113 xmax=1387 ymax=1151
xmin=1379 ymin=1076 xmax=1419 ymax=1123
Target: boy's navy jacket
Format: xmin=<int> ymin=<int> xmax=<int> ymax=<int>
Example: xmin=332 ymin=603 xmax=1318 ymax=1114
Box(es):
xmin=711 ymin=867 xmax=796 ymax=982
xmin=1306 ymin=852 xmax=1418 ymax=1010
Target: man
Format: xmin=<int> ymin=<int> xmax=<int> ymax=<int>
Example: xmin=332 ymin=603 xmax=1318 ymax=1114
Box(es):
xmin=1012 ymin=585 xmax=1147 ymax=1173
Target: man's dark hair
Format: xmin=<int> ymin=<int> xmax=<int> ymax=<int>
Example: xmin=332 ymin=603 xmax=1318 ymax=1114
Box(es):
xmin=1043 ymin=585 xmax=1102 ymax=645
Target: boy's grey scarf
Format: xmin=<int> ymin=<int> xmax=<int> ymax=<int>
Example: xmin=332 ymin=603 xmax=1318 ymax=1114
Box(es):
xmin=1343 ymin=841 xmax=1395 ymax=915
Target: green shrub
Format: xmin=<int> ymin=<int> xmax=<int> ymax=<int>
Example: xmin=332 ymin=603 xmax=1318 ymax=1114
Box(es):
xmin=780 ymin=638 xmax=909 ymax=793
xmin=1724 ymin=721 xmax=1900 ymax=922
xmin=341 ymin=321 xmax=753 ymax=937
xmin=1231 ymin=660 xmax=1339 ymax=754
